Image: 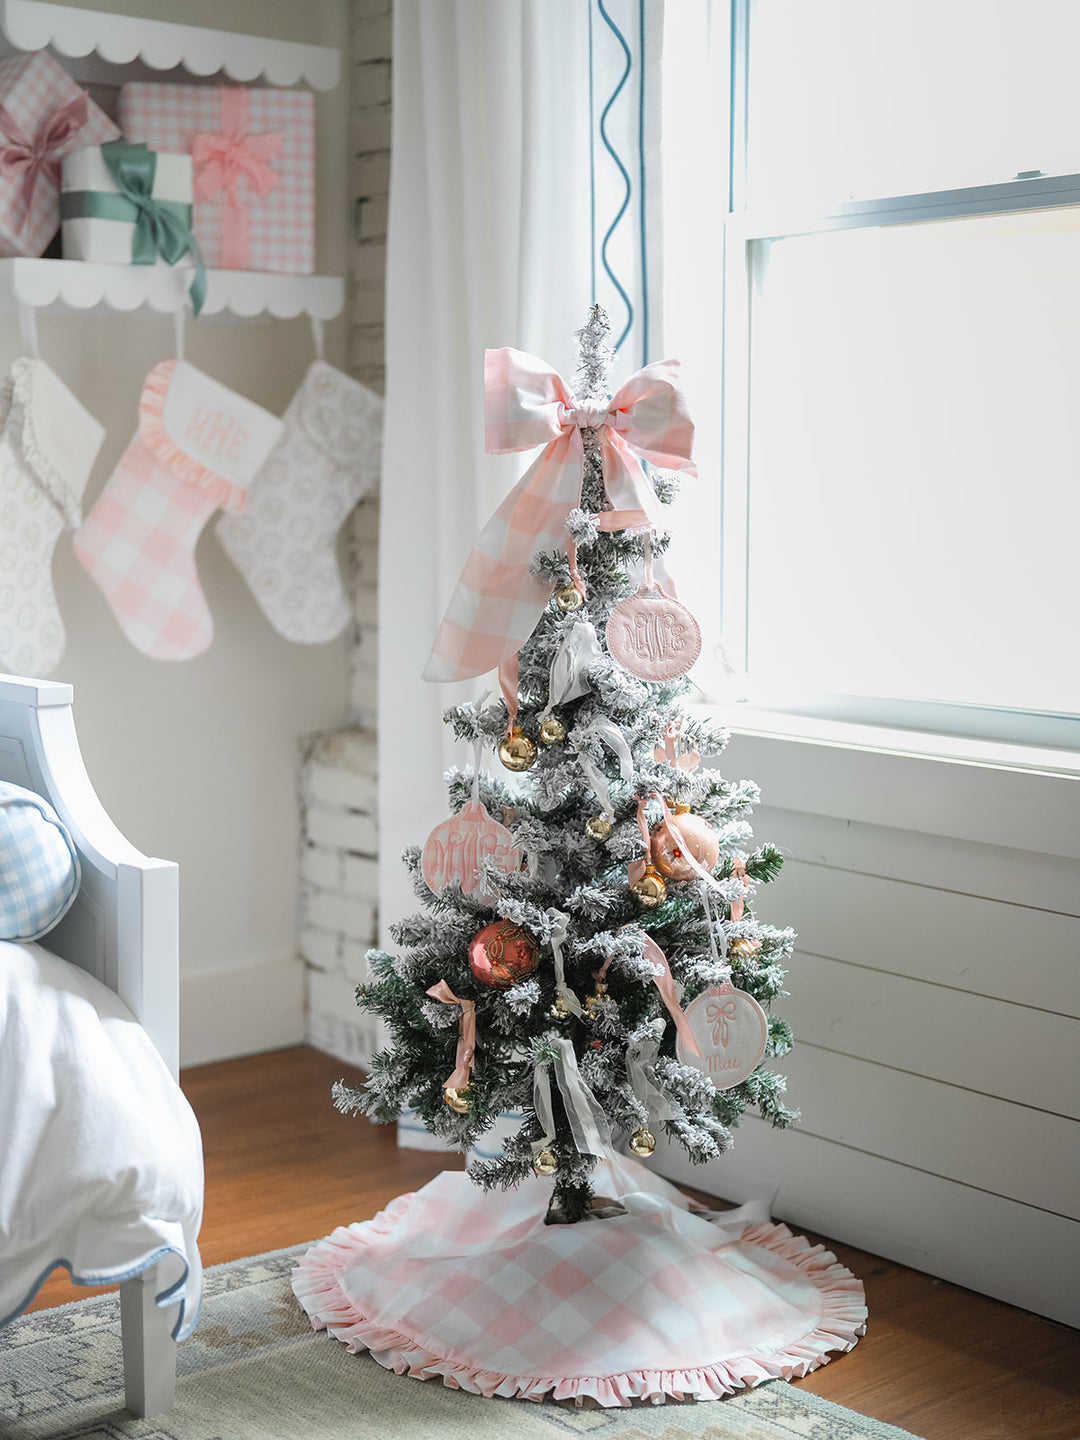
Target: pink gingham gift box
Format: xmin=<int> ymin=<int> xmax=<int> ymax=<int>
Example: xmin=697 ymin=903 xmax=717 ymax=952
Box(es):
xmin=0 ymin=50 xmax=118 ymax=258
xmin=118 ymin=82 xmax=314 ymax=275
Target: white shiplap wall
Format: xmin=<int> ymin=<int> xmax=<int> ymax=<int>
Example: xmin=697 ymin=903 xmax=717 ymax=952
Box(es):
xmin=653 ymin=721 xmax=1080 ymax=1328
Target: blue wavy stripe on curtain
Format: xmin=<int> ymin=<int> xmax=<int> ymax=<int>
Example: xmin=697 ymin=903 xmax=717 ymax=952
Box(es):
xmin=637 ymin=0 xmax=647 ymax=365
xmin=588 ymin=0 xmax=597 ymax=305
xmin=594 ymin=0 xmax=644 ymax=357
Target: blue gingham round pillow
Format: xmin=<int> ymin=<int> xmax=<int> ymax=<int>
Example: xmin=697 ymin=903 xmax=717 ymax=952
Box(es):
xmin=0 ymin=781 xmax=81 ymax=941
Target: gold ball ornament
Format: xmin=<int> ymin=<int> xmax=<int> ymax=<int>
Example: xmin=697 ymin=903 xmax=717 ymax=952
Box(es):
xmin=554 ymin=584 xmax=584 ymax=613
xmin=583 ymin=979 xmax=608 ymax=1020
xmin=728 ymin=937 xmax=762 ymax=962
xmin=498 ymin=726 xmax=538 ymax=772
xmin=629 ymin=1126 xmax=656 ymax=1157
xmin=540 ymin=716 xmax=567 ymax=745
xmin=549 ymin=992 xmax=573 ymax=1021
xmin=585 ymin=815 xmax=612 ymax=841
xmin=444 ymin=1086 xmax=471 ymax=1113
xmin=632 ymin=863 xmax=668 ymax=908
xmin=533 ymin=1148 xmax=558 ymax=1176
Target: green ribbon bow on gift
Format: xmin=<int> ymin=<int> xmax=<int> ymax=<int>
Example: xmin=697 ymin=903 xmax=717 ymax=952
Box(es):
xmin=61 ymin=140 xmax=207 ymax=315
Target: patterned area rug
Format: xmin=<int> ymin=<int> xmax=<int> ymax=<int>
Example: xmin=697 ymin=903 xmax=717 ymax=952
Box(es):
xmin=1 ymin=1244 xmax=925 ymax=1440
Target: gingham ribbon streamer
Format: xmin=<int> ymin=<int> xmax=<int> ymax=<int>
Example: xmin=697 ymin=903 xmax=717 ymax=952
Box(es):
xmin=540 ymin=620 xmax=601 ymax=720
xmin=574 ymin=717 xmax=634 ymax=822
xmin=626 ymin=1029 xmax=676 ymax=1121
xmin=423 ymin=347 xmax=696 ymax=684
xmin=546 ymin=907 xmax=583 ymax=1018
xmin=532 ymin=1037 xmax=613 ymax=1161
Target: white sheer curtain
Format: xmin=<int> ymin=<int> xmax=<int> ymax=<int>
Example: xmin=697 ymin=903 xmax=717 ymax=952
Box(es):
xmin=379 ymin=0 xmax=661 ymax=940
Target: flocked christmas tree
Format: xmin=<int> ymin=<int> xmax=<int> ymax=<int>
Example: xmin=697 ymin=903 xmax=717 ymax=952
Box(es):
xmin=335 ymin=307 xmax=797 ymax=1224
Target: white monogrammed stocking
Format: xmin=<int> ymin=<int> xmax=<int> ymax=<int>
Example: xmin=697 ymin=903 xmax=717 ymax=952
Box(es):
xmin=0 ymin=358 xmax=104 ymax=676
xmin=215 ymin=361 xmax=383 ymax=644
xmin=74 ymin=360 xmax=283 ymax=661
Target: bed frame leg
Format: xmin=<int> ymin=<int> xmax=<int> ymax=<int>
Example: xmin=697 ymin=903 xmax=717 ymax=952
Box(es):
xmin=119 ymin=1269 xmax=178 ymax=1417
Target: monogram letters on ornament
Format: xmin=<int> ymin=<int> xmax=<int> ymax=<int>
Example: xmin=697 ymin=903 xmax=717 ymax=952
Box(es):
xmin=421 ymin=801 xmax=521 ymax=902
xmin=606 ymin=583 xmax=702 ymax=683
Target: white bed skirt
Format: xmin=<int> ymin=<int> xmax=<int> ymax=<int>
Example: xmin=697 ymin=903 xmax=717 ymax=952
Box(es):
xmin=0 ymin=941 xmax=204 ymax=1337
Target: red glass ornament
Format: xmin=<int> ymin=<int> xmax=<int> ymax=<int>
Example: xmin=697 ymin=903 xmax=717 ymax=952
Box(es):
xmin=468 ymin=919 xmax=540 ymax=989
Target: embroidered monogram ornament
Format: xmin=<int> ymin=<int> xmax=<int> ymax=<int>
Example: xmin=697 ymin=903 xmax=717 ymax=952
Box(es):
xmin=607 ymin=582 xmax=702 ymax=682
xmin=677 ymin=981 xmax=769 ymax=1091
xmin=421 ymin=800 xmax=521 ymax=902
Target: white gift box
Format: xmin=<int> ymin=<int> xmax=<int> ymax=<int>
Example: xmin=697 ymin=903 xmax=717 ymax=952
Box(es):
xmin=60 ymin=144 xmax=194 ymax=265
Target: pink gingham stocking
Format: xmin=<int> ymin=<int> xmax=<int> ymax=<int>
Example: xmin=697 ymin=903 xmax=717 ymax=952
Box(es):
xmin=215 ymin=361 xmax=382 ymax=644
xmin=74 ymin=359 xmax=282 ymax=661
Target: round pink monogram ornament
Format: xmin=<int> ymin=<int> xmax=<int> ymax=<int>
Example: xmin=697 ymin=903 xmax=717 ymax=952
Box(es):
xmin=607 ymin=583 xmax=702 ymax=682
xmin=421 ymin=801 xmax=520 ymax=903
xmin=676 ymin=981 xmax=768 ymax=1091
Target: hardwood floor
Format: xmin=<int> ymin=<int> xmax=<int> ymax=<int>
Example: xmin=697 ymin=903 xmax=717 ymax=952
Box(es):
xmin=28 ymin=1045 xmax=1080 ymax=1440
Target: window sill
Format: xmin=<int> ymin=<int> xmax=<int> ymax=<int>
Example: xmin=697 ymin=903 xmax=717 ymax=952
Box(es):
xmin=689 ymin=701 xmax=1080 ymax=778
xmin=687 ymin=701 xmax=1080 ymax=859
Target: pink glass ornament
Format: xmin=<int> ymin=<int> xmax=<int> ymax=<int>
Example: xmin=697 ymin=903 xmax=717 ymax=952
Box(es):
xmin=421 ymin=801 xmax=520 ymax=902
xmin=607 ymin=584 xmax=701 ymax=682
xmin=676 ymin=981 xmax=769 ymax=1090
xmin=651 ymin=809 xmax=720 ymax=882
xmin=468 ymin=919 xmax=540 ymax=989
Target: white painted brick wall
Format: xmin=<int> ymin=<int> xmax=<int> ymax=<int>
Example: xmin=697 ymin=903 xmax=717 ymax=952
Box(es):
xmin=300 ymin=725 xmax=380 ymax=1066
xmin=302 ymin=0 xmax=390 ymax=1068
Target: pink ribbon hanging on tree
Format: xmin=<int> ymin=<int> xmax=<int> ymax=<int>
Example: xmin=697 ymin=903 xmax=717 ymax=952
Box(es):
xmin=639 ymin=932 xmax=702 ymax=1057
xmin=426 ymin=979 xmax=476 ymax=1091
xmin=192 ymin=87 xmax=283 ymax=271
xmin=0 ymin=93 xmax=88 ymax=221
xmin=423 ymin=347 xmax=696 ymax=685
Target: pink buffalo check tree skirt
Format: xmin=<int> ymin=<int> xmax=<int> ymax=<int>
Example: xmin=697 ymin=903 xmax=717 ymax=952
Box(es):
xmin=291 ymin=1155 xmax=867 ymax=1408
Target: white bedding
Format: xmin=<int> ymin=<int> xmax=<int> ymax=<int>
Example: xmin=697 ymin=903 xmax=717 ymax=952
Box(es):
xmin=0 ymin=940 xmax=203 ymax=1338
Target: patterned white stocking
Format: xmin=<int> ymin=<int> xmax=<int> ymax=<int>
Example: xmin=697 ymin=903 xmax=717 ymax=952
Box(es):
xmin=215 ymin=361 xmax=383 ymax=644
xmin=0 ymin=358 xmax=104 ymax=676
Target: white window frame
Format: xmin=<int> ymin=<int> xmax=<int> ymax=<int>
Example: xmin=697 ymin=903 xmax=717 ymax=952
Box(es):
xmin=717 ymin=0 xmax=1080 ymax=751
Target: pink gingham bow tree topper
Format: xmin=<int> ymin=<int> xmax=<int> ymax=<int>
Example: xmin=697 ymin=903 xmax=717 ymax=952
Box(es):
xmin=423 ymin=346 xmax=696 ymax=684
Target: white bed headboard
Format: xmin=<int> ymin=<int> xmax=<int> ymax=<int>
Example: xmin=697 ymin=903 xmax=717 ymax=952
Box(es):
xmin=0 ymin=675 xmax=180 ymax=1079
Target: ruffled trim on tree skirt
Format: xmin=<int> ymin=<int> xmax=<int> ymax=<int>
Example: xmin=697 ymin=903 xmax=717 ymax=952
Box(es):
xmin=292 ymin=1158 xmax=866 ymax=1408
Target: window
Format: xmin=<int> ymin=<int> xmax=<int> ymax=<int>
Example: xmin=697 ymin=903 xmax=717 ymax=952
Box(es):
xmin=663 ymin=0 xmax=1080 ymax=748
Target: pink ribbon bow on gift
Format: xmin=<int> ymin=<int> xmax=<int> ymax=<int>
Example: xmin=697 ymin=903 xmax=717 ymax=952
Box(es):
xmin=423 ymin=346 xmax=696 ymax=685
xmin=0 ymin=93 xmax=87 ymax=221
xmin=192 ymin=87 xmax=283 ymax=271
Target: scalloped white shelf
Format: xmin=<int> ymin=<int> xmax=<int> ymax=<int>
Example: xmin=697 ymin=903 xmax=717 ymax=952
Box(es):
xmin=0 ymin=257 xmax=344 ymax=320
xmin=0 ymin=0 xmax=341 ymax=90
